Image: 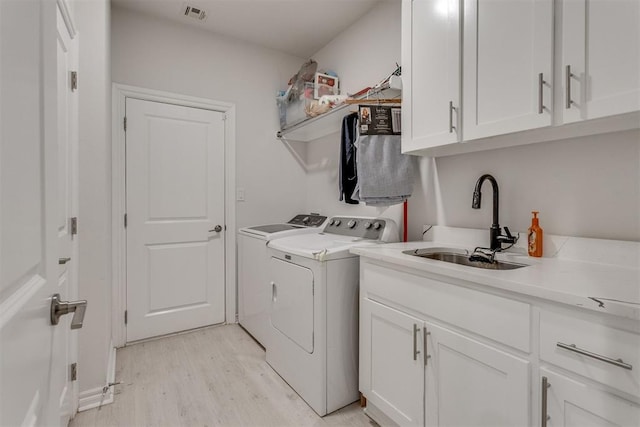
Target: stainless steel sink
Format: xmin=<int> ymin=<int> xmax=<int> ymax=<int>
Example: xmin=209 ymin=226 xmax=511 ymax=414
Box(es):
xmin=403 ymin=248 xmax=528 ymax=270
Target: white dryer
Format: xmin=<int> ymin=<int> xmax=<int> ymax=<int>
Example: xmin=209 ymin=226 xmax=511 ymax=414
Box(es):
xmin=266 ymin=216 xmax=399 ymax=416
xmin=237 ymin=214 xmax=327 ymax=348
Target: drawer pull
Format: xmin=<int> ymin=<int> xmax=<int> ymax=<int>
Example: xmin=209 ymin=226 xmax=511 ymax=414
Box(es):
xmin=557 ymin=342 xmax=632 ymax=370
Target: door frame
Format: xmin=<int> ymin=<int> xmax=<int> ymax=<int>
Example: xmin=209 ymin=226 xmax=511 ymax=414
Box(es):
xmin=111 ymin=83 xmax=237 ymax=347
xmin=57 ymin=0 xmax=80 ymax=418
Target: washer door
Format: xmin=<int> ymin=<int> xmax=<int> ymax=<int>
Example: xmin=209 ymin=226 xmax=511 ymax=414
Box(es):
xmin=270 ymin=257 xmax=314 ymax=353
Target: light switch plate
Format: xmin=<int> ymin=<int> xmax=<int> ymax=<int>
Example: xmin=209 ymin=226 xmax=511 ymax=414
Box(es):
xmin=236 ymin=188 xmax=245 ymax=201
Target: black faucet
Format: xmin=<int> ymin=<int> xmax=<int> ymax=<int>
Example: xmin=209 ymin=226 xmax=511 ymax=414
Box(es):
xmin=472 ymin=174 xmax=517 ymax=251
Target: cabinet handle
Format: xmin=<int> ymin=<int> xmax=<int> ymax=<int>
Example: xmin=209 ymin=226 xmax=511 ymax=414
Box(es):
xmin=538 ymin=73 xmax=546 ymax=114
xmin=448 ymin=101 xmax=455 ymax=133
xmin=556 ymin=342 xmax=633 ymax=370
xmin=413 ymin=324 xmax=421 ymax=361
xmin=271 ymin=281 xmax=276 ymax=302
xmin=541 ymin=376 xmax=550 ymax=427
xmin=565 ymin=65 xmax=573 ymax=109
xmin=423 ymin=328 xmax=431 ymax=366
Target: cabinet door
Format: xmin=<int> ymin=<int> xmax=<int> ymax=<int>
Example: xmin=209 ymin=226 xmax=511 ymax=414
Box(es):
xmin=463 ymin=0 xmax=553 ymax=140
xmin=425 ymin=323 xmax=530 ymax=427
xmin=541 ymin=369 xmax=640 ymax=427
xmin=360 ymin=299 xmax=425 ymax=426
xmin=562 ymin=0 xmax=640 ymax=123
xmin=402 ymin=0 xmax=461 ymax=153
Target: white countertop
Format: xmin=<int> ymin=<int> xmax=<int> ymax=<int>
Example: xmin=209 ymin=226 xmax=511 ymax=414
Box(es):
xmin=350 ymin=228 xmax=640 ymax=321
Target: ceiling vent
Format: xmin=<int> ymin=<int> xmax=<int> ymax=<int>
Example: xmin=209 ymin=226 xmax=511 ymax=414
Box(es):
xmin=182 ymin=3 xmax=208 ymax=22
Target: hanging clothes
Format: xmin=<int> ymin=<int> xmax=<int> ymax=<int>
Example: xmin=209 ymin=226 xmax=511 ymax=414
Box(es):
xmin=338 ymin=112 xmax=359 ymax=204
xmin=351 ymin=104 xmax=415 ymax=206
xmin=352 ymin=133 xmax=416 ymax=206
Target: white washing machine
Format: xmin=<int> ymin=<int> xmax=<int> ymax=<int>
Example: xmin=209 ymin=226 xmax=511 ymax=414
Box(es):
xmin=266 ymin=216 xmax=399 ymax=416
xmin=237 ymin=214 xmax=327 ymax=348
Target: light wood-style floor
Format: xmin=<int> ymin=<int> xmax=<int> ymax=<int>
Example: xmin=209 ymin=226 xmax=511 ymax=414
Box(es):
xmin=71 ymin=324 xmax=377 ymax=427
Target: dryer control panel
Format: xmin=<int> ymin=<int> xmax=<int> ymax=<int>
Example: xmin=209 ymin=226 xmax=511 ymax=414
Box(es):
xmin=324 ymin=216 xmax=398 ymax=242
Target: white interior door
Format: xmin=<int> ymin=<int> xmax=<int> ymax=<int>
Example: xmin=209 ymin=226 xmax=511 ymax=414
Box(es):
xmin=55 ymin=5 xmax=79 ymax=424
xmin=126 ymin=98 xmax=226 ymax=342
xmin=1 ymin=0 xmax=68 ymax=425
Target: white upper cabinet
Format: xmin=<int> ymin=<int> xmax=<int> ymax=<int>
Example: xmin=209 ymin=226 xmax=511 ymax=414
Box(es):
xmin=402 ymin=0 xmax=461 ymax=152
xmin=462 ymin=0 xmax=554 ymax=140
xmin=562 ymin=0 xmax=640 ymax=123
xmin=403 ymin=0 xmax=639 ymax=154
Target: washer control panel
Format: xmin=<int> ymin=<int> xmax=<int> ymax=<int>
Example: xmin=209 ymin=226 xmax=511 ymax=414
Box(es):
xmin=325 ymin=216 xmax=392 ymax=241
xmin=288 ymin=214 xmax=327 ymax=227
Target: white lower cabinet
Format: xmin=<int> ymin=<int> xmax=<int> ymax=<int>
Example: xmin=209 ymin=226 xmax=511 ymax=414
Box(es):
xmin=361 ymin=299 xmax=425 ymax=426
xmin=541 ymin=369 xmax=640 ymax=427
xmin=358 ymin=260 xmax=640 ymax=427
xmin=360 ymin=282 xmax=530 ymax=427
xmin=425 ymin=323 xmax=529 ymax=427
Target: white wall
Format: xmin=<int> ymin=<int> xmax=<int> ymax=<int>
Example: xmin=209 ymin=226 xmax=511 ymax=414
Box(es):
xmin=110 ymin=6 xmax=308 ymax=228
xmin=424 ymin=129 xmax=640 ymax=241
xmin=75 ymin=0 xmax=112 ymax=400
xmin=304 ymin=0 xmax=406 ymax=232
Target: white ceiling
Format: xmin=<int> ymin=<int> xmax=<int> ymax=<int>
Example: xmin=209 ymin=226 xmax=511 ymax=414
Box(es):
xmin=111 ymin=0 xmax=382 ymax=58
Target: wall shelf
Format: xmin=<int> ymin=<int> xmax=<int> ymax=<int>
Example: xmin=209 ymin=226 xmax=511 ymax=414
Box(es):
xmin=276 ymin=86 xmax=401 ymax=142
xmin=277 ymin=102 xmax=353 ymax=141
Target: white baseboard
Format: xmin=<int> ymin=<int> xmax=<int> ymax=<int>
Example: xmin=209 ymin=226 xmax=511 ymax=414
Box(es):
xmin=78 ymin=344 xmax=117 ymax=412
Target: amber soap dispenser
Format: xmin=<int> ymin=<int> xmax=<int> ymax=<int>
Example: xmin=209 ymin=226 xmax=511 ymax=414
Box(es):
xmin=528 ymin=211 xmax=543 ymax=257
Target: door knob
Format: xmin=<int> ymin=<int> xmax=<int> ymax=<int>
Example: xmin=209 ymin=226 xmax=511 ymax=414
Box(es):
xmin=59 ymin=257 xmax=71 ymax=265
xmin=51 ymin=294 xmax=87 ymax=329
xmin=209 ymin=225 xmax=223 ymax=233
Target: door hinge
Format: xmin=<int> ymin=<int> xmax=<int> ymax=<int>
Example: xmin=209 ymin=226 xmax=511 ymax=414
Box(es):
xmin=124 ymin=116 xmax=127 ymax=131
xmin=70 ymin=363 xmax=77 ymax=381
xmin=124 ymin=213 xmax=128 ymax=228
xmin=70 ymin=71 xmax=78 ymax=91
xmin=222 ymin=114 xmax=227 ymax=122
xmin=124 ymin=310 xmax=128 ymax=325
xmin=70 ymin=217 xmax=78 ymax=236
